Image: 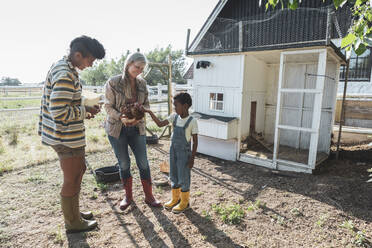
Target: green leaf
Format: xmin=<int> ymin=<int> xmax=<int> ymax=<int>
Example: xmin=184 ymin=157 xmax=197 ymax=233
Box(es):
xmin=355 ymin=38 xmax=362 ymax=50
xmin=288 ymin=0 xmax=298 ymax=10
xmin=354 ymin=43 xmax=367 ymax=56
xmin=355 ymin=0 xmax=365 ymax=6
xmin=341 ymin=33 xmax=357 ymax=48
xmin=333 ymin=0 xmax=347 ymax=9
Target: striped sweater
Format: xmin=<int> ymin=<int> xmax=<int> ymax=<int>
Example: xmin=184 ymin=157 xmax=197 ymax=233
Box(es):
xmin=38 ymin=57 xmax=86 ymax=148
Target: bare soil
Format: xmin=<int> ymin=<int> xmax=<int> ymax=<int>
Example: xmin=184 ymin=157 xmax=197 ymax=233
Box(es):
xmin=0 ymin=139 xmax=371 ymax=248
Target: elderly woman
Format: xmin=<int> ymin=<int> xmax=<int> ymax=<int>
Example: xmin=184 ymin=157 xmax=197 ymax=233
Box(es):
xmin=104 ymin=52 xmax=161 ymax=210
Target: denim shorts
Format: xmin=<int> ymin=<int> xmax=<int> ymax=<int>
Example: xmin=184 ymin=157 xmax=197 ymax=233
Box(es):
xmin=51 ymin=145 xmax=85 ymax=159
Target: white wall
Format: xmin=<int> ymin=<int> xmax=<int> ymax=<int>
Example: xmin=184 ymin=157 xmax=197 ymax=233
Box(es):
xmin=240 ymin=55 xmax=268 ymax=137
xmin=264 ymin=65 xmax=279 ymax=143
xmin=193 ymin=55 xmax=244 ymax=118
xmin=318 ymin=62 xmax=338 ymax=153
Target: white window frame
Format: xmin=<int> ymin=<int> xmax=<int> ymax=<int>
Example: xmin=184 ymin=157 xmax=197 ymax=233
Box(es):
xmin=209 ymin=92 xmax=224 ymax=112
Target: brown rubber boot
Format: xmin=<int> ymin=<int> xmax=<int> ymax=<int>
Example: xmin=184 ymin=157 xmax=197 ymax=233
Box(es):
xmin=141 ymin=179 xmax=162 ymax=207
xmin=120 ymin=177 xmax=133 ymax=210
xmin=61 ymin=194 xmax=97 ymax=233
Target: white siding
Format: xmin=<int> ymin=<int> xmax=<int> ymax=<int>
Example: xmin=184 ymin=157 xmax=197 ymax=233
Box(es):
xmin=197 ymin=119 xmax=238 ymax=140
xmin=198 ymin=135 xmax=238 ymax=161
xmin=193 ymin=55 xmax=244 ymax=118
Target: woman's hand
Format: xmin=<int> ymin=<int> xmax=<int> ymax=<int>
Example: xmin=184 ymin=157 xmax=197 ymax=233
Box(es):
xmin=121 ymin=116 xmax=140 ymax=127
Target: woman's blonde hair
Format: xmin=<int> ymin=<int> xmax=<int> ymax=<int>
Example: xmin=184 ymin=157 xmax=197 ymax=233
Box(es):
xmin=123 ymin=52 xmax=148 ymax=79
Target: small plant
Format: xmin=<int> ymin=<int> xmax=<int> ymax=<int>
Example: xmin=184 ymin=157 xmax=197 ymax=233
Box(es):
xmin=88 ymin=134 xmax=99 ymax=143
xmin=212 ymin=203 xmax=245 ymax=225
xmin=8 ymin=129 xmax=19 ymax=146
xmin=290 ymin=208 xmax=302 ymax=217
xmin=0 ymin=160 xmax=13 ymax=175
xmin=247 ymin=200 xmax=266 ymax=211
xmin=96 ymin=182 xmax=108 ymax=191
xmin=0 ymin=229 xmax=10 ymax=244
xmin=155 ymin=186 xmax=163 ymax=194
xmin=201 ymin=210 xmax=211 ymax=221
xmin=91 ymin=192 xmax=98 ymax=200
xmin=27 ymin=174 xmax=45 ymax=184
xmin=340 ymin=220 xmax=355 ymax=232
xmin=0 ymin=138 xmax=5 ymax=155
xmin=52 ymin=226 xmax=65 ymax=245
xmin=194 ymin=191 xmax=204 ymax=196
xmin=341 ymin=220 xmax=368 ymax=247
xmin=353 ymin=230 xmax=367 ymax=247
xmin=315 ymin=214 xmax=328 ymax=227
xmin=271 ymin=214 xmax=286 ymax=226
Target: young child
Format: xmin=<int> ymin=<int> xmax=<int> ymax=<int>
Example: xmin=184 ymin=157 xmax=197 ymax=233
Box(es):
xmin=143 ymin=93 xmax=198 ymax=213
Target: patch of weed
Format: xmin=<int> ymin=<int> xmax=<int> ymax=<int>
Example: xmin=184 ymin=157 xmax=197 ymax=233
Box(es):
xmin=315 ymin=214 xmax=328 ymax=227
xmin=247 ymin=200 xmax=266 ymax=211
xmin=212 ymin=203 xmax=245 ymax=225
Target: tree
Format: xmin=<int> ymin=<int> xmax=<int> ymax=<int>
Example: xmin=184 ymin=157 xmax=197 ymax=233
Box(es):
xmin=146 ymin=45 xmax=187 ymax=85
xmin=80 ymin=46 xmax=187 ymax=86
xmin=80 ymin=60 xmax=109 ymax=86
xmin=261 ymin=0 xmax=372 ymax=57
xmin=0 ymin=77 xmax=21 ymax=86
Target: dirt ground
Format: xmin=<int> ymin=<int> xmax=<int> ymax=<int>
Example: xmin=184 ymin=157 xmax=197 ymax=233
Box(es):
xmin=0 ymin=139 xmax=371 ymax=248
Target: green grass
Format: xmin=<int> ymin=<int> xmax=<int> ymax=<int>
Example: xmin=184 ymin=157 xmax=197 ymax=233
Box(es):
xmin=27 ymin=174 xmax=46 ymax=184
xmin=0 ymin=99 xmax=40 ymax=109
xmin=0 ymin=103 xmax=165 ymax=173
xmin=0 ymin=138 xmax=5 ymax=155
xmin=0 ymin=160 xmax=14 ymax=175
xmin=0 ymin=92 xmax=41 ymax=97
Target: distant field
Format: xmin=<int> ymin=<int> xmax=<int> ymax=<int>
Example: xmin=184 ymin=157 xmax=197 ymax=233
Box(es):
xmin=0 ymin=91 xmax=42 ymax=97
xmin=0 ymin=99 xmax=41 ymax=109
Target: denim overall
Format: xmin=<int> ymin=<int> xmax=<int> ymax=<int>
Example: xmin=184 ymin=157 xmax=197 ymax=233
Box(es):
xmin=169 ymin=115 xmax=193 ymax=192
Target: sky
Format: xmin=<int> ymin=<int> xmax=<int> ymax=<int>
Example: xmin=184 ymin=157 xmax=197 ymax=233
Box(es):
xmin=0 ymin=0 xmax=218 ymax=84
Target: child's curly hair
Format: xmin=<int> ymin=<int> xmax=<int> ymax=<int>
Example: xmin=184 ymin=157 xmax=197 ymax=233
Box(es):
xmin=174 ymin=92 xmax=192 ymax=107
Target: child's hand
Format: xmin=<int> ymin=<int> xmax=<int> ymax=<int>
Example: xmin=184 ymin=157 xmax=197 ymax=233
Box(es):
xmin=187 ymin=157 xmax=194 ymax=169
xmin=140 ymin=105 xmax=150 ymax=113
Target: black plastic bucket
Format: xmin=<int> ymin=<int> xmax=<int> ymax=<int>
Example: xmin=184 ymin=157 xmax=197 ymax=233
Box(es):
xmin=94 ymin=164 xmax=120 ymax=183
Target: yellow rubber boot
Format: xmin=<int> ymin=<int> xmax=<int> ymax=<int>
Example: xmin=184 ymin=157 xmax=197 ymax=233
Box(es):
xmin=164 ymin=188 xmax=181 ymax=210
xmin=172 ymin=191 xmax=190 ymax=214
